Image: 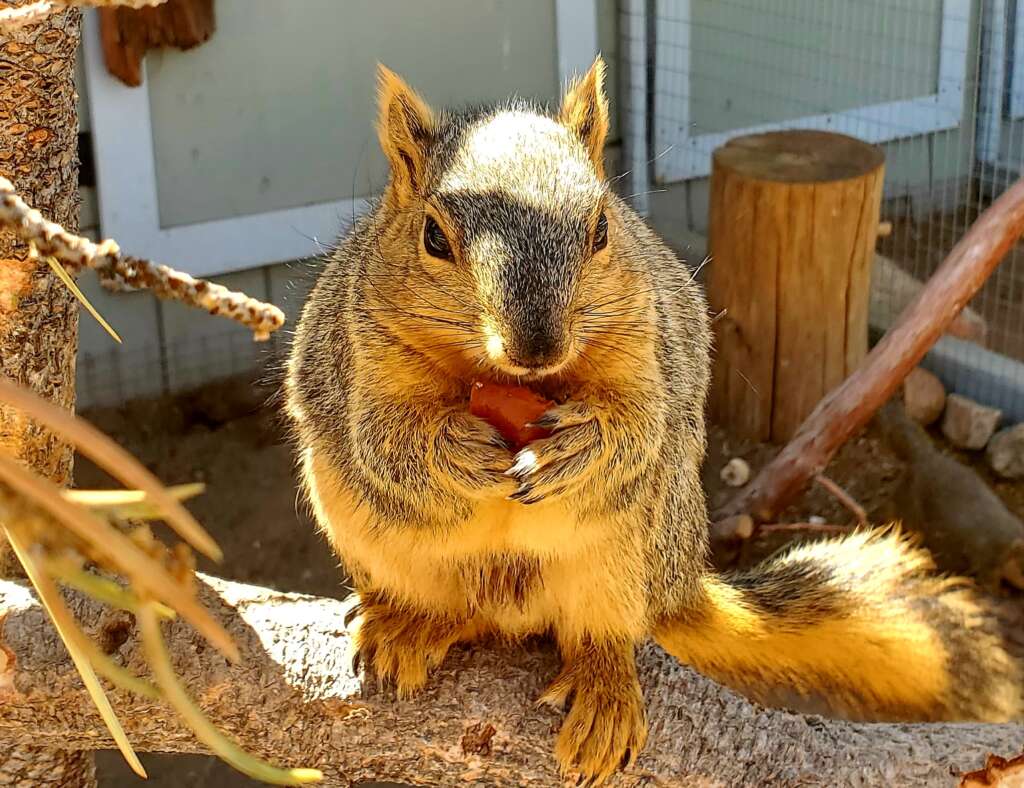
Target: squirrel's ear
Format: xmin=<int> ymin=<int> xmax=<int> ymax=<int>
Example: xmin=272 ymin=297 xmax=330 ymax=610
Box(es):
xmin=376 ymin=64 xmax=435 ymax=204
xmin=558 ymin=56 xmax=609 ymax=178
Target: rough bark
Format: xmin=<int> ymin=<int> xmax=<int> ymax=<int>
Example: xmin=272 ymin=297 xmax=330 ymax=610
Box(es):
xmin=0 ymin=3 xmax=89 ymax=782
xmin=1 ymin=574 xmax=1020 ymax=787
xmin=717 ymin=176 xmax=1024 ymax=525
xmin=0 ymin=744 xmax=97 ymax=785
xmin=0 ymin=175 xmax=285 ymax=339
xmin=0 ymin=2 xmax=80 ymax=485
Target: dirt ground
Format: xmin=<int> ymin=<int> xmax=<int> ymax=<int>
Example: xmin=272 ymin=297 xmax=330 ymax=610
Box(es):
xmin=76 ymin=374 xmax=1023 ymax=787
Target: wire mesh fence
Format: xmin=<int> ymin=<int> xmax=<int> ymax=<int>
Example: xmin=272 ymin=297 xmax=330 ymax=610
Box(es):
xmin=78 ymin=1 xmax=1024 ymax=426
xmin=620 ymin=0 xmax=1024 ymax=422
xmin=78 ymin=329 xmax=286 ymax=411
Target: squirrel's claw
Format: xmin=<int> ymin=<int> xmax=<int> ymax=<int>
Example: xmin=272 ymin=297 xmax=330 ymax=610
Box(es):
xmin=507 ymin=484 xmax=535 ymax=503
xmin=343 ymin=598 xmax=363 ymax=628
xmin=544 ymin=641 xmax=648 ymax=786
xmin=508 ymin=481 xmax=566 ymax=505
xmin=529 ymin=401 xmax=595 ymax=432
xmin=345 ymin=597 xmax=369 ymax=675
xmin=347 ymin=594 xmax=464 ymax=698
xmin=505 ymin=413 xmax=603 ymax=505
xmin=505 ymin=448 xmax=539 ymax=478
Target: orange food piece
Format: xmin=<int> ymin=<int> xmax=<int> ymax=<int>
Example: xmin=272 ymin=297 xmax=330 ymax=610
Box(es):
xmin=469 ymin=380 xmax=554 ymax=451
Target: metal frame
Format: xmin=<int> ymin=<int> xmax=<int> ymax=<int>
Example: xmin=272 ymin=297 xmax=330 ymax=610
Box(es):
xmin=82 ymin=2 xmax=599 ymax=277
xmin=650 ymin=0 xmax=971 ymax=183
xmin=978 ymin=0 xmax=1009 ymax=163
xmin=1008 ymin=0 xmax=1024 ymax=118
xmin=620 ymin=0 xmax=651 ymax=217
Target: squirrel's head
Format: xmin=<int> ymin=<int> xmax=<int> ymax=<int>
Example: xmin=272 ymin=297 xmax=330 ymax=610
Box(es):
xmin=369 ymin=57 xmax=647 ymax=382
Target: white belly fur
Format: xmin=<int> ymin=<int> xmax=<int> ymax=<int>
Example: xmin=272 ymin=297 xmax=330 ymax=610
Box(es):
xmin=304 ymin=448 xmax=647 ymax=642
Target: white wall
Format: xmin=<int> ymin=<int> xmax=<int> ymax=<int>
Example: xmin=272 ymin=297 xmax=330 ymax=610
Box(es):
xmin=75 ymin=0 xmax=619 ymax=408
xmin=143 ymin=0 xmax=560 ymax=229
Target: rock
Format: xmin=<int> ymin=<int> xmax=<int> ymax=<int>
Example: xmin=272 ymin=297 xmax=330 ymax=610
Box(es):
xmin=987 ymin=424 xmax=1024 ymax=479
xmin=713 ymin=514 xmax=754 ymax=540
xmin=902 ymin=367 xmax=946 ymax=426
xmin=720 ymin=458 xmax=750 ymax=487
xmin=941 ymin=394 xmax=1002 ymax=450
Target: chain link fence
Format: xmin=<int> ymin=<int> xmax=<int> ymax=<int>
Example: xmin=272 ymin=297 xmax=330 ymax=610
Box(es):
xmin=620 ymin=0 xmax=1024 ymax=421
xmin=79 ymin=1 xmax=1024 ymax=423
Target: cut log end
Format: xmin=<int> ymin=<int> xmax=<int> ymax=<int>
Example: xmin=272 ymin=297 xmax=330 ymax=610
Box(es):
xmin=712 ymin=130 xmax=885 ymax=185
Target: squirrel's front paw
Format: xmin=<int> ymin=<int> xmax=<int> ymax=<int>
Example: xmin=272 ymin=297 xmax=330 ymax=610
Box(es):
xmin=431 ymin=410 xmax=517 ymax=499
xmin=507 ymin=401 xmax=604 ymax=505
xmin=347 ymin=593 xmax=460 ymax=698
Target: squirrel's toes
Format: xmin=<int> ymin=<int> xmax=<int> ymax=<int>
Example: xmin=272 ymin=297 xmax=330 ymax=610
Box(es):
xmin=541 ymin=640 xmax=648 ymax=785
xmin=347 ymin=591 xmax=462 ymax=697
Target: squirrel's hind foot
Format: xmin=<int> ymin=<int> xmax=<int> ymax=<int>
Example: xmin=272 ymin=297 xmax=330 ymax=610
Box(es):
xmin=540 ymin=639 xmax=647 ymax=786
xmin=347 ymin=592 xmax=462 ymax=697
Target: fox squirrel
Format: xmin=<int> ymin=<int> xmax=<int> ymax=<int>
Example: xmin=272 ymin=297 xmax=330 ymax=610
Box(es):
xmin=286 ymin=58 xmax=1022 ymax=783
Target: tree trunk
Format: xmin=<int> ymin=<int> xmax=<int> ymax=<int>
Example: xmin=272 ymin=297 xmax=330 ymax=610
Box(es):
xmin=0 ymin=3 xmax=89 ymax=784
xmin=1 ymin=574 xmax=1020 ymax=787
xmin=0 ymin=2 xmax=81 ymax=483
xmin=707 ymin=130 xmax=884 ymax=442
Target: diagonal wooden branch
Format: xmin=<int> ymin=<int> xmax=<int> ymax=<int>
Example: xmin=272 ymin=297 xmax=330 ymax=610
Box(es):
xmin=0 ymin=177 xmax=284 ymax=340
xmin=1 ymin=575 xmax=1020 ymax=786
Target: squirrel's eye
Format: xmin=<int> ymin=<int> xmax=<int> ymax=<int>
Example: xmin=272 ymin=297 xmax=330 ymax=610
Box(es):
xmin=423 ymin=216 xmax=453 ymax=261
xmin=592 ymin=212 xmax=608 ymax=253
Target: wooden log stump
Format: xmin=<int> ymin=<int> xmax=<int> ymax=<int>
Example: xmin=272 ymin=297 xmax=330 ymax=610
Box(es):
xmin=708 ymin=130 xmax=885 ymax=442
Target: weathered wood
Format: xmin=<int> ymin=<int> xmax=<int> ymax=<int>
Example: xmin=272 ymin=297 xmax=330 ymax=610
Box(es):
xmin=0 ymin=744 xmax=97 ymax=785
xmin=708 ymin=130 xmax=885 ymax=442
xmin=1 ymin=574 xmax=1021 ymax=787
xmin=717 ymin=176 xmax=1024 ymax=526
xmin=99 ymin=0 xmax=214 ymax=87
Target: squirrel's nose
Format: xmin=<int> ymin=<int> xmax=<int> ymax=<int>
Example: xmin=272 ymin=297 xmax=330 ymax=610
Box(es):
xmin=507 ymin=328 xmax=568 ymax=369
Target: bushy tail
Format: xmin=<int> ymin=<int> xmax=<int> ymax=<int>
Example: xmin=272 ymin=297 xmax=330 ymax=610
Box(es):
xmin=654 ymin=528 xmax=1021 ymax=722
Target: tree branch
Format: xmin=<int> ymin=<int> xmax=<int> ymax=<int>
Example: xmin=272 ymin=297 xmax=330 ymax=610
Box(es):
xmin=1 ymin=575 xmax=1019 ymax=786
xmin=0 ymin=177 xmax=284 ymax=340
xmin=813 ymin=474 xmax=868 ymax=525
